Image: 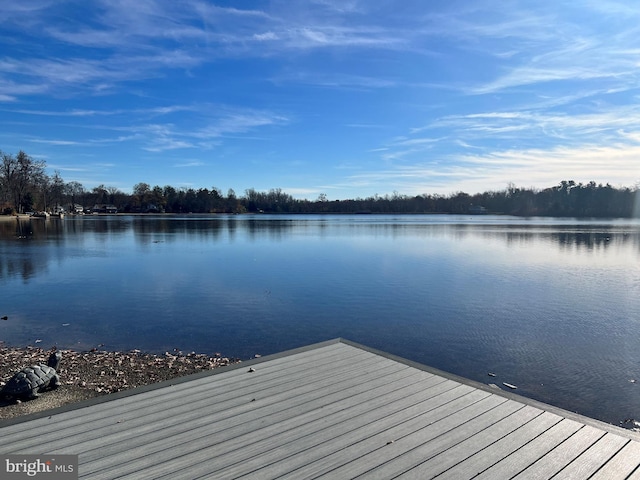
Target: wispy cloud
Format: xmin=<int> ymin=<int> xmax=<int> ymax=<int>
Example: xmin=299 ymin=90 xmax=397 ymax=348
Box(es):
xmin=363 ymin=96 xmax=640 ymax=195
xmin=452 ymin=5 xmax=640 ymax=96
xmin=453 ymin=143 xmax=640 ymax=191
xmin=273 ymin=71 xmax=399 ymax=89
xmin=342 ymin=140 xmax=640 ymax=196
xmin=4 ymin=105 xmax=199 ymax=117
xmin=5 ymin=102 xmax=289 ymax=154
xmin=3 ymin=1 xmax=640 ymax=197
xmin=30 ymin=138 xmax=83 ymax=146
xmin=0 ymin=0 xmax=434 ymax=103
xmin=173 ymin=161 xmax=205 ymax=168
xmin=4 ymin=0 xmax=639 ymax=101
xmin=188 ymin=108 xmax=289 ymax=141
xmin=414 ymin=105 xmax=640 ymax=146
xmin=0 ymin=79 xmax=50 ymax=103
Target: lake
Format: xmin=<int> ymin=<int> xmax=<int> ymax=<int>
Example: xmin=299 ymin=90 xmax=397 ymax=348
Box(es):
xmin=1 ymin=214 xmax=640 ymax=426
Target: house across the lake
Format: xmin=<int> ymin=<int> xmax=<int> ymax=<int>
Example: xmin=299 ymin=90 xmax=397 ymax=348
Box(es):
xmin=92 ymin=204 xmax=118 ymax=214
xmin=468 ymin=204 xmax=488 ymax=214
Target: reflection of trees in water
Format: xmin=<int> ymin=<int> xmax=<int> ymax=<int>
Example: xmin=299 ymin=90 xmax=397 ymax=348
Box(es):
xmin=346 ymin=222 xmax=640 ymax=253
xmin=0 ymin=218 xmax=76 ymax=281
xmin=0 ymin=220 xmax=45 ymax=281
xmin=0 ymin=218 xmax=30 ymax=239
xmin=130 ymin=217 xmax=225 ymax=244
xmin=0 ymin=217 xmax=69 ymax=240
xmin=1 ymin=217 xmax=639 ymax=282
xmin=0 ymin=255 xmax=39 ymax=282
xmin=497 ymin=228 xmax=640 ymax=253
xmin=552 ymin=231 xmax=616 ymax=250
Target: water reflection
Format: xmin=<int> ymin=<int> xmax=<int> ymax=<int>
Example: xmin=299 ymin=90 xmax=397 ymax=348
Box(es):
xmin=1 ymin=214 xmax=640 ymax=425
xmin=2 ymin=214 xmax=640 ymax=240
xmin=1 ymin=215 xmax=638 ymax=282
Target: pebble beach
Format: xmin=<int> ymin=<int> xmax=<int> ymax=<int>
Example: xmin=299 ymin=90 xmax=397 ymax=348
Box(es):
xmin=0 ymin=345 xmax=239 ymax=419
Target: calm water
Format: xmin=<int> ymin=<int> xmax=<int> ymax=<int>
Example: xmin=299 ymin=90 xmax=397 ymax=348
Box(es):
xmin=1 ymin=214 xmax=640 ymax=425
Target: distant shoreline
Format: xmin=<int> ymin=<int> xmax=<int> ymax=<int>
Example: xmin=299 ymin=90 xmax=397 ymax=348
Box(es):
xmin=1 ymin=215 xmax=30 ymax=221
xmin=2 ymin=211 xmax=639 ymax=223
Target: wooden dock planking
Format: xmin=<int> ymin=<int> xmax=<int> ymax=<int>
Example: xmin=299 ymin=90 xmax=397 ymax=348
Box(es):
xmin=1 ymin=338 xmax=639 ymax=479
xmin=511 ymin=425 xmax=607 ymax=479
xmin=4 ymin=343 xmax=380 ymax=452
xmin=354 ymin=401 xmax=534 ymax=479
xmin=78 ymin=355 xmax=410 ymax=455
xmin=472 ymin=418 xmax=584 ymax=479
xmin=87 ymin=365 xmax=432 ymax=479
xmin=202 ymin=384 xmax=486 ymax=479
xmin=74 ymin=349 xmax=415 ymax=477
xmin=554 ymin=434 xmax=630 ymax=479
xmin=145 ymin=373 xmax=454 ymax=480
xmin=590 ymin=440 xmax=640 ymax=480
xmin=1 ymin=341 xmax=362 ymax=443
xmin=432 ymin=411 xmax=563 ymax=480
xmin=273 ymin=388 xmax=493 ymax=480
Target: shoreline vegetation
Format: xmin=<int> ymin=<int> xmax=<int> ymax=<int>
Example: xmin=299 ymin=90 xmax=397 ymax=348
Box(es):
xmin=0 ymin=345 xmax=240 ymax=419
xmin=1 ymin=152 xmax=638 ymax=218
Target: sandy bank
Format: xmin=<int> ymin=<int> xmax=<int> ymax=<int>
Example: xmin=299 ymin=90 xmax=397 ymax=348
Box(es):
xmin=0 ymin=215 xmax=30 ymax=222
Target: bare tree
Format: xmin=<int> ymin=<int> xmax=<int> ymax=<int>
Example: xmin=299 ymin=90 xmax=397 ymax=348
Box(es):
xmin=92 ymin=184 xmax=108 ymax=205
xmin=50 ymin=170 xmax=65 ymax=211
xmin=0 ymin=150 xmax=46 ymax=213
xmin=65 ymin=181 xmax=85 ymax=209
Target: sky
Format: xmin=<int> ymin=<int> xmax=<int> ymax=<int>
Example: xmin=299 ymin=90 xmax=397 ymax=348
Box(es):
xmin=1 ymin=0 xmax=640 ymax=200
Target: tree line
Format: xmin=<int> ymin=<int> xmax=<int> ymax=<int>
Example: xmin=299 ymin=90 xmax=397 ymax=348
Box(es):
xmin=1 ymin=150 xmax=638 ymax=217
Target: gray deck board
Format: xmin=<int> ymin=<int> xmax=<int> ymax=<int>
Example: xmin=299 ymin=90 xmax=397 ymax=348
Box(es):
xmin=511 ymin=424 xmax=606 ymax=478
xmin=201 ymin=384 xmax=484 ymax=480
xmin=1 ymin=342 xmax=362 ymax=445
xmin=265 ymin=387 xmax=491 ymax=480
xmin=4 ymin=343 xmax=374 ymax=451
xmin=625 ymin=462 xmax=640 ymax=480
xmin=401 ymin=405 xmax=546 ymax=478
xmin=590 ymin=440 xmax=640 ymax=479
xmin=77 ymin=354 xmax=410 ymax=457
xmin=555 ymin=433 xmax=629 ymax=479
xmin=2 ymin=338 xmax=639 ymax=479
xmin=86 ymin=366 xmax=430 ymax=478
xmin=356 ymin=402 xmax=536 ymax=479
xmin=80 ymin=359 xmax=414 ymax=476
xmin=145 ymin=373 xmax=454 ymax=480
xmin=434 ymin=410 xmax=563 ymax=479
xmin=473 ymin=418 xmax=584 ymax=479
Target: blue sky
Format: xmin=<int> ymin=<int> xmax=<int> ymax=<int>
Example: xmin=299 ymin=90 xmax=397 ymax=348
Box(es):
xmin=1 ymin=0 xmax=639 ymax=199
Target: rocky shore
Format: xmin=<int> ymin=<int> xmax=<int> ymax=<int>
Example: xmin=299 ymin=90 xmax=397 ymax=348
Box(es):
xmin=0 ymin=345 xmax=239 ymax=419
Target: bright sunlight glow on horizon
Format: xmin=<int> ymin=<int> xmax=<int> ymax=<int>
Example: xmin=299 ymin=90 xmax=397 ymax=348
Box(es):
xmin=1 ymin=0 xmax=639 ymax=199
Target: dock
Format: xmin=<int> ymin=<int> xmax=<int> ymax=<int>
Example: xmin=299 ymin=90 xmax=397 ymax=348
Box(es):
xmin=2 ymin=338 xmax=640 ymax=479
